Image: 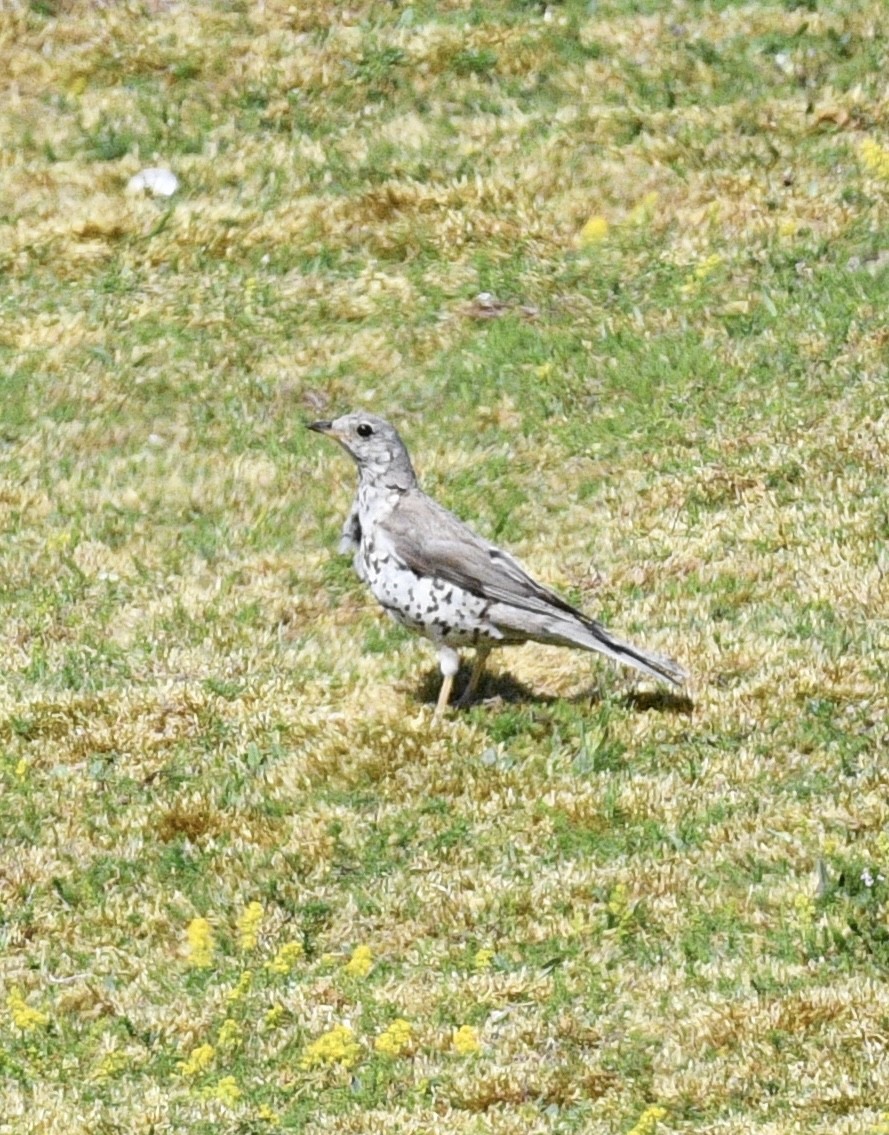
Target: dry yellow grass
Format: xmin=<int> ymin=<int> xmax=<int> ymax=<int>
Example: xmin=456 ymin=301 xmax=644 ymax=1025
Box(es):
xmin=1 ymin=1 xmax=888 ymax=1132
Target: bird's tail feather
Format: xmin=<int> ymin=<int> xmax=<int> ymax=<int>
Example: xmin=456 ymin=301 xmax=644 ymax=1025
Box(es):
xmin=490 ymin=605 xmax=687 ymax=688
xmin=587 ymin=624 xmax=687 ymax=687
xmin=545 ymin=614 xmax=687 ymax=688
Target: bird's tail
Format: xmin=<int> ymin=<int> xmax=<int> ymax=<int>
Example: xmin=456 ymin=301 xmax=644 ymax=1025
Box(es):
xmin=590 ymin=623 xmax=687 ymax=687
xmin=491 ymin=604 xmax=687 ymax=688
xmin=548 ymin=614 xmax=687 ymax=688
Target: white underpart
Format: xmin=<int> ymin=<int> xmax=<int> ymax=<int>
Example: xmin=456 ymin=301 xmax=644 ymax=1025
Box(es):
xmin=361 ymin=525 xmax=498 ymax=647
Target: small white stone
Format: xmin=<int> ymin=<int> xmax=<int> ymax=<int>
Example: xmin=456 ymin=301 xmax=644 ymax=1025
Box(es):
xmin=127 ymin=168 xmax=179 ymax=197
xmin=773 ymin=52 xmax=794 ymax=75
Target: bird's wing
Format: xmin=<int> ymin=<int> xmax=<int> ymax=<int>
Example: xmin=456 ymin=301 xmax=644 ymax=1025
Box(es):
xmin=338 ymin=499 xmax=362 ymax=555
xmin=380 ymin=490 xmax=688 ymax=688
xmin=380 ymin=491 xmax=585 ymax=622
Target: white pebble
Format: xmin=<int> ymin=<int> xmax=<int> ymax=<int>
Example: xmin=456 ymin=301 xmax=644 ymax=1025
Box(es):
xmin=127 ymin=168 xmax=179 ymax=197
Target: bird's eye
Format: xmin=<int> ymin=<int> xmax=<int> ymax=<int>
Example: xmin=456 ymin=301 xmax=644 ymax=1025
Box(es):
xmin=356 ymin=423 xmax=374 ymax=438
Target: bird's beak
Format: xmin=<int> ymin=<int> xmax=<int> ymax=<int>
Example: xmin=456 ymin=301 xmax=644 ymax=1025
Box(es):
xmin=307 ymin=420 xmax=333 ymax=434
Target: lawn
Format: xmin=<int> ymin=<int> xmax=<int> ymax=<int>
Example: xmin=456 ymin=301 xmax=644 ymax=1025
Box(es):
xmin=1 ymin=1 xmax=888 ymax=1132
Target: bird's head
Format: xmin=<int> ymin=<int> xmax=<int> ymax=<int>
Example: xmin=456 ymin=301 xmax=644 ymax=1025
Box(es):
xmin=308 ymin=412 xmax=417 ymax=490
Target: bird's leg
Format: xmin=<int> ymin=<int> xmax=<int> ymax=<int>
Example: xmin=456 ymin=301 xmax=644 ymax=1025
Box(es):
xmin=435 ymin=674 xmax=454 ymax=717
xmin=456 ymin=646 xmax=491 ymax=708
xmin=434 ymin=646 xmax=460 ymax=717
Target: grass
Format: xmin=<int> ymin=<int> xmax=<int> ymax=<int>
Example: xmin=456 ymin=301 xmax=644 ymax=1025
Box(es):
xmin=1 ymin=0 xmax=888 ymax=1131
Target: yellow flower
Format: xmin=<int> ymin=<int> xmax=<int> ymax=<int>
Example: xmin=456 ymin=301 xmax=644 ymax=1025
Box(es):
xmin=343 ymin=944 xmax=373 ymax=978
xmin=579 ymin=215 xmax=609 ymax=244
xmin=7 ymin=989 xmax=49 ymax=1032
xmin=607 ymin=882 xmax=631 ymax=928
xmin=227 ymin=970 xmax=253 ymax=1003
xmin=300 ymin=1024 xmax=360 ymax=1070
xmin=186 ymin=918 xmax=215 ymax=969
xmin=218 ymin=1018 xmax=243 ymax=1049
xmin=680 ymin=253 xmax=724 ymax=297
xmin=794 ymin=892 xmax=815 ymax=926
xmin=693 ymin=253 xmax=723 ymax=280
xmin=451 ymin=1025 xmax=480 ymax=1055
xmin=14 ymin=759 xmax=27 ymax=779
xmin=236 ymin=902 xmax=263 ymax=952
xmin=374 ymin=1018 xmax=412 ymax=1057
xmin=860 ymin=138 xmax=889 ymax=179
xmin=206 ymin=1076 xmax=241 ymax=1105
xmin=257 ymin=1104 xmax=281 ymax=1125
xmin=89 ymin=1051 xmax=127 ymax=1081
xmin=473 ymin=947 xmax=494 ymax=972
xmin=627 ymin=1105 xmax=667 ymax=1135
xmin=178 ymin=1043 xmax=215 ymax=1077
xmin=628 ymin=191 xmax=659 ymax=225
xmin=266 ymin=941 xmax=303 ymax=975
xmin=265 ymin=1004 xmax=285 ymax=1028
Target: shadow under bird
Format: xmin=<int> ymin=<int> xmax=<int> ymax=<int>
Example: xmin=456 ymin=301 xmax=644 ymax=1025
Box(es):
xmin=309 ymin=413 xmax=687 ymax=715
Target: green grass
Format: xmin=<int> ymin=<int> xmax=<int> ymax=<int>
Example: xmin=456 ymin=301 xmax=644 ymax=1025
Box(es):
xmin=1 ymin=0 xmax=889 ymax=1132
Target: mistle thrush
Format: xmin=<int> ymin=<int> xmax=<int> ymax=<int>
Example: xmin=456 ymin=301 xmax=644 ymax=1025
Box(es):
xmin=309 ymin=413 xmax=687 ymax=715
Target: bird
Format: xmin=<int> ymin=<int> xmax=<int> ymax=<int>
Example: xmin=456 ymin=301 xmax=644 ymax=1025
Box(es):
xmin=308 ymin=413 xmax=687 ymax=715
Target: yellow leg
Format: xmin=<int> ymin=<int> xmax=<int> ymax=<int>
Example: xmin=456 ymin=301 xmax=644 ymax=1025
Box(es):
xmin=434 ymin=673 xmax=455 ymax=717
xmin=434 ymin=645 xmax=460 ymax=718
xmin=457 ymin=647 xmax=491 ymax=708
